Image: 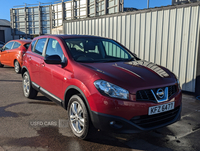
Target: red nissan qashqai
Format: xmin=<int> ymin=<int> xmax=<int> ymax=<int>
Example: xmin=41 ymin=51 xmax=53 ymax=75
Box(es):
xmin=22 ymin=35 xmax=182 ymax=139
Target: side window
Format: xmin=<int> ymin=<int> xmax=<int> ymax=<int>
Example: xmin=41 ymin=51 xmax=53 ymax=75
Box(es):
xmin=31 ymin=40 xmax=36 ymax=51
xmin=34 ymin=38 xmax=47 ymax=55
xmin=3 ymin=42 xmax=14 ymax=50
xmin=13 ymin=42 xmax=21 ymax=49
xmin=45 ymin=38 xmax=64 ymax=62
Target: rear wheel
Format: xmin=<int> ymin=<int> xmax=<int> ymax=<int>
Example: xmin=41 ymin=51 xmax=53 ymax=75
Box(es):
xmin=14 ymin=60 xmax=21 ymax=74
xmin=22 ymin=71 xmax=38 ymax=99
xmin=68 ymin=95 xmax=91 ymax=139
xmin=0 ymin=62 xmax=4 ymax=67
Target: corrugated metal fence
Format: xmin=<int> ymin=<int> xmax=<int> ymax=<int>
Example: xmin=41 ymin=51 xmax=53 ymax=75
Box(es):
xmin=64 ymin=3 xmax=200 ymax=93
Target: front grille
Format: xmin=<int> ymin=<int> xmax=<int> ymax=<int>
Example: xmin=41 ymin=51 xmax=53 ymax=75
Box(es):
xmin=136 ymin=89 xmax=156 ymax=102
xmin=168 ymin=85 xmax=177 ymax=99
xmin=136 ymin=85 xmax=177 ymax=102
xmin=130 ymin=106 xmax=180 ymax=128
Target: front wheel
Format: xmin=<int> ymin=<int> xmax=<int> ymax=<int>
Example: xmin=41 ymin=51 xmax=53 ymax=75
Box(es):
xmin=68 ymin=95 xmax=91 ymax=139
xmin=14 ymin=60 xmax=21 ymax=74
xmin=22 ymin=71 xmax=38 ymax=99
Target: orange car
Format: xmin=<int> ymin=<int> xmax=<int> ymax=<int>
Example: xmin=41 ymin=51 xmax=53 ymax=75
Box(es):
xmin=0 ymin=40 xmax=31 ymax=73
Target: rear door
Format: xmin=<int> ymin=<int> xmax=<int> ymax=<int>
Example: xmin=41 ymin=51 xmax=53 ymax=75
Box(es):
xmin=0 ymin=41 xmax=14 ymax=65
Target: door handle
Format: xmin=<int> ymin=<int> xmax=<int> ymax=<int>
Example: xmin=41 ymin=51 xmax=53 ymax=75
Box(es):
xmin=41 ymin=62 xmax=45 ymax=67
xmin=28 ymin=57 xmax=31 ymax=61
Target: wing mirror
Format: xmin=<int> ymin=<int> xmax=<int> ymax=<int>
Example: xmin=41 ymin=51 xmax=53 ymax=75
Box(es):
xmin=44 ymin=55 xmax=67 ymax=67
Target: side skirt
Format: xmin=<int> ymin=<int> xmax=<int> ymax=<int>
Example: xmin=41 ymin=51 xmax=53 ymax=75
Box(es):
xmin=32 ymin=82 xmax=63 ymax=106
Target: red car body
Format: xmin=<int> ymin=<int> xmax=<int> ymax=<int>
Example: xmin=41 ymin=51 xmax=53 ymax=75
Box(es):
xmin=22 ymin=35 xmax=182 ymax=138
xmin=0 ymin=40 xmax=31 ymax=73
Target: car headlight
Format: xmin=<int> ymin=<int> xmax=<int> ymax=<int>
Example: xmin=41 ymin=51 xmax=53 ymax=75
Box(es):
xmin=94 ymin=80 xmax=129 ymax=99
xmin=177 ymin=78 xmax=181 ymax=90
xmin=174 ymin=74 xmax=181 ymax=90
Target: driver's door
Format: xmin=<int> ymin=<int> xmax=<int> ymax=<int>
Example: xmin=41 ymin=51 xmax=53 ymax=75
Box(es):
xmin=0 ymin=41 xmax=14 ymax=65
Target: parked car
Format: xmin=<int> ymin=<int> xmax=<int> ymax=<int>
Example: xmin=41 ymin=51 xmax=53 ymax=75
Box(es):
xmin=21 ymin=35 xmax=182 ymax=139
xmin=0 ymin=41 xmax=4 ymax=48
xmin=0 ymin=40 xmax=31 ymax=73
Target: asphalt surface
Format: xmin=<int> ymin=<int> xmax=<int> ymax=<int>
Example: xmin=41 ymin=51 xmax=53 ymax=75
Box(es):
xmin=0 ymin=66 xmax=200 ymax=151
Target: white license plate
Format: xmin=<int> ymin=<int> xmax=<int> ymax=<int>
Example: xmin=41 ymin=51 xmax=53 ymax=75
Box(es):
xmin=148 ymin=102 xmax=175 ymax=115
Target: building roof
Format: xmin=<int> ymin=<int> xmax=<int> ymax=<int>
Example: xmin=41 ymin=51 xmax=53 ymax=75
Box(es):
xmin=0 ymin=19 xmax=10 ymax=27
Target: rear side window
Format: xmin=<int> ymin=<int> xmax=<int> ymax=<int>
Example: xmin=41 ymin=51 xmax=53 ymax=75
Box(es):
xmin=34 ymin=38 xmax=47 ymax=55
xmin=3 ymin=42 xmax=14 ymax=50
xmin=13 ymin=42 xmax=21 ymax=49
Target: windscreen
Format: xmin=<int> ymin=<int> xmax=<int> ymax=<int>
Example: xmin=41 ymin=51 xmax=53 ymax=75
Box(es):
xmin=64 ymin=38 xmax=135 ymax=63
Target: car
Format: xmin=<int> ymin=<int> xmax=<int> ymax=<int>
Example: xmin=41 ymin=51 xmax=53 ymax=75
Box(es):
xmin=0 ymin=41 xmax=4 ymax=48
xmin=0 ymin=40 xmax=31 ymax=73
xmin=21 ymin=35 xmax=182 ymax=139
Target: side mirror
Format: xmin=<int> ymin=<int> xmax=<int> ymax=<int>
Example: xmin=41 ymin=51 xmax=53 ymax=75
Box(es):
xmin=0 ymin=48 xmax=3 ymax=51
xmin=44 ymin=55 xmax=62 ymax=64
xmin=44 ymin=55 xmax=67 ymax=67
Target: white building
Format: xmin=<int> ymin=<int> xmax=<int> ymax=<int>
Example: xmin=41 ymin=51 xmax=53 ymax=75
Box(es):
xmin=172 ymin=0 xmax=200 ymax=5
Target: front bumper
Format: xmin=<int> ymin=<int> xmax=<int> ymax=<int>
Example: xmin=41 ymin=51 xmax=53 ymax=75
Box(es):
xmin=90 ymin=105 xmax=182 ymax=133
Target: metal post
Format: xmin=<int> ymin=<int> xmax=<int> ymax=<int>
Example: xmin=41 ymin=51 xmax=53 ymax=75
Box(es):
xmin=94 ymin=0 xmax=97 ymax=16
xmin=10 ymin=9 xmax=15 ymax=40
xmin=104 ymin=0 xmax=107 ymax=15
xmin=72 ymin=0 xmax=74 ymax=19
xmin=79 ymin=0 xmax=80 ymax=19
xmin=147 ymin=0 xmax=149 ymax=9
xmin=121 ymin=0 xmax=124 ymax=12
xmin=62 ymin=1 xmax=65 ymax=23
xmin=49 ymin=5 xmax=52 ymax=34
xmin=117 ymin=0 xmax=120 ymax=12
xmin=86 ymin=0 xmax=88 ymax=17
xmin=38 ymin=5 xmax=41 ymax=35
xmin=24 ymin=7 xmax=27 ymax=38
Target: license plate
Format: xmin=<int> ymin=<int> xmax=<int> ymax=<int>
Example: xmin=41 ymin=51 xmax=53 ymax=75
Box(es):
xmin=148 ymin=102 xmax=175 ymax=115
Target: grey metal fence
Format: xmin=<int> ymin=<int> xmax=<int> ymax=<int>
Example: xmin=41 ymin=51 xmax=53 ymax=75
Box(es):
xmin=64 ymin=3 xmax=200 ymax=93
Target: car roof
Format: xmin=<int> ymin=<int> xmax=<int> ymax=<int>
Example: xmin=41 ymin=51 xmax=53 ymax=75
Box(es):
xmin=13 ymin=39 xmax=32 ymax=44
xmin=33 ymin=34 xmax=109 ymax=40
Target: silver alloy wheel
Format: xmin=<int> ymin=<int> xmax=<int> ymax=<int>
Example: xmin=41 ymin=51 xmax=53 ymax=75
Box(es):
xmin=14 ymin=61 xmax=19 ymax=73
xmin=70 ymin=101 xmax=85 ymax=133
xmin=23 ymin=73 xmax=30 ymax=96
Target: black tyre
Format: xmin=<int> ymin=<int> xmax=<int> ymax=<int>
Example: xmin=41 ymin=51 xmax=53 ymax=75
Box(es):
xmin=68 ymin=95 xmax=91 ymax=139
xmin=14 ymin=60 xmax=21 ymax=74
xmin=0 ymin=62 xmax=4 ymax=67
xmin=22 ymin=71 xmax=38 ymax=99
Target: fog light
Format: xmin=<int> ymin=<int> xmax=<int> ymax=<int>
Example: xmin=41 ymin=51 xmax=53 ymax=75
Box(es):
xmin=109 ymin=121 xmax=123 ymax=129
xmin=110 ymin=121 xmax=115 ymax=125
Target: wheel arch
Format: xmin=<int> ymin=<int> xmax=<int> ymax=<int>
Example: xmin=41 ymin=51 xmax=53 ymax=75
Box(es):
xmin=64 ymin=85 xmax=91 ymax=110
xmin=21 ymin=66 xmax=28 ymax=77
xmin=63 ymin=85 xmax=95 ymax=124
